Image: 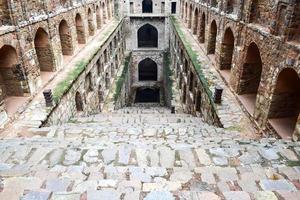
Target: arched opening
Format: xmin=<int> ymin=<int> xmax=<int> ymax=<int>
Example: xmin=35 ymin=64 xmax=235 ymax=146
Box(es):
xmin=106 ymin=0 xmax=111 ymax=20
xmin=135 ymin=88 xmax=160 ymax=103
xmin=199 ymin=13 xmax=205 ymax=43
xmin=88 ymin=8 xmax=95 ymax=36
xmin=137 ymin=24 xmax=158 ymax=48
xmin=184 ymin=2 xmax=188 ymax=23
xmin=207 ymin=20 xmax=217 ymax=54
xmin=102 ymin=3 xmax=107 ymax=24
xmin=98 ymin=84 xmax=104 ymax=111
xmin=219 ymin=28 xmax=234 ymax=71
xmin=34 ymin=28 xmax=55 ymax=73
xmin=105 ymin=72 xmax=110 ymax=89
xmin=75 ymin=14 xmax=86 ymax=44
xmin=59 ymin=20 xmax=73 ymax=55
xmin=189 ymin=72 xmax=194 ymax=91
xmin=96 ymin=6 xmax=101 ymax=29
xmin=85 ymin=72 xmax=93 ymax=92
xmin=75 ymin=92 xmax=84 ymax=111
xmin=0 ymin=0 xmax=10 ymax=25
xmin=237 ymin=42 xmax=262 ymax=115
xmin=268 ymin=68 xmax=300 ymax=138
xmin=249 ymin=0 xmax=259 ymax=23
xmin=193 ymin=8 xmax=199 ymax=35
xmin=226 ymin=0 xmax=237 ymax=14
xmin=188 ymin=4 xmax=192 ymax=29
xmin=182 ymin=84 xmax=187 ymax=104
xmin=138 ymin=58 xmax=157 ymax=81
xmin=142 ymin=0 xmax=153 ymax=13
xmin=0 ymin=45 xmax=29 ymax=115
xmin=196 ymin=90 xmax=201 ymax=112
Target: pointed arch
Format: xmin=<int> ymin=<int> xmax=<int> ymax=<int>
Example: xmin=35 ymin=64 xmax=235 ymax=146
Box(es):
xmin=34 ymin=28 xmax=55 ymax=72
xmin=75 ymin=13 xmax=86 ymax=44
xmin=199 ymin=13 xmax=205 ymax=43
xmin=137 ymin=24 xmax=158 ymax=48
xmin=138 ymin=58 xmax=157 ymax=81
xmin=268 ymin=68 xmax=300 ymax=138
xmin=207 ymin=20 xmax=217 ymax=54
xmin=87 ymin=8 xmax=95 ymax=36
xmin=219 ymin=27 xmax=234 ymax=70
xmin=75 ymin=92 xmax=84 ymax=111
xmin=193 ymin=8 xmax=199 ymax=35
xmin=59 ymin=20 xmax=73 ymax=55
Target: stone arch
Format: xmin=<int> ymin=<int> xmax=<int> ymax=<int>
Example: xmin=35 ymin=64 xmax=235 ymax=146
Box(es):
xmin=75 ymin=13 xmax=86 ymax=44
xmin=207 ymin=20 xmax=217 ymax=54
xmin=184 ymin=2 xmax=188 ymax=23
xmin=0 ymin=45 xmax=28 ymax=104
xmin=138 ymin=58 xmax=157 ymax=81
xmin=268 ymin=68 xmax=300 ymax=138
xmin=87 ymin=8 xmax=95 ymax=36
xmin=34 ymin=28 xmax=55 ymax=72
xmin=135 ymin=87 xmax=160 ymax=103
xmin=182 ymin=84 xmax=187 ymax=104
xmin=59 ymin=20 xmax=73 ymax=55
xmin=249 ymin=0 xmax=260 ymax=23
xmin=98 ymin=84 xmax=104 ymax=106
xmin=237 ymin=42 xmax=262 ymax=114
xmin=193 ymin=8 xmax=199 ymax=35
xmin=137 ymin=24 xmax=158 ymax=48
xmin=199 ymin=13 xmax=205 ymax=43
xmin=105 ymin=72 xmax=110 ymax=88
xmin=75 ymin=91 xmax=84 ymax=111
xmin=188 ymin=4 xmax=193 ymax=29
xmin=189 ymin=72 xmax=194 ymax=91
xmin=0 ymin=0 xmax=10 ymax=25
xmin=96 ymin=6 xmax=101 ymax=29
xmin=142 ymin=0 xmax=153 ymax=13
xmin=195 ymin=90 xmax=201 ymax=112
xmin=219 ymin=27 xmax=234 ymax=70
xmin=85 ymin=72 xmax=93 ymax=92
xmin=102 ymin=2 xmax=107 ymax=24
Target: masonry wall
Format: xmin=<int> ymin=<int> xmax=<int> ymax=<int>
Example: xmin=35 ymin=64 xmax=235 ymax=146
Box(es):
xmin=44 ymin=22 xmax=125 ymax=126
xmin=0 ymin=0 xmax=114 ymax=126
xmin=180 ymin=0 xmax=300 ymax=139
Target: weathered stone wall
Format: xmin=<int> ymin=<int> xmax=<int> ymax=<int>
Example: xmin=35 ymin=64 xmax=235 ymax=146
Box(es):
xmin=170 ymin=21 xmax=222 ymax=127
xmin=0 ymin=0 xmax=114 ymax=123
xmin=44 ymin=22 xmax=125 ymax=125
xmin=180 ymin=0 xmax=300 ymax=138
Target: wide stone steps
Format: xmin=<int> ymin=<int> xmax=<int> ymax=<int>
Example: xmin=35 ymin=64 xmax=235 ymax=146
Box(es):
xmin=0 ymin=137 xmax=299 ymax=199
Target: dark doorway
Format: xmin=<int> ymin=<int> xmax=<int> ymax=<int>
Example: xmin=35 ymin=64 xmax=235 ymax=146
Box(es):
xmin=138 ymin=24 xmax=158 ymax=48
xmin=138 ymin=58 xmax=157 ymax=81
xmin=268 ymin=68 xmax=300 ymax=138
xmin=142 ymin=0 xmax=153 ymax=13
xmin=171 ymin=2 xmax=177 ymax=14
xmin=135 ymin=88 xmax=160 ymax=103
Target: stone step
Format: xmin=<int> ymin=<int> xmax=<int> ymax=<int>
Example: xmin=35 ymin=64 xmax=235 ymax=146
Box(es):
xmin=0 ymin=137 xmax=299 ymax=200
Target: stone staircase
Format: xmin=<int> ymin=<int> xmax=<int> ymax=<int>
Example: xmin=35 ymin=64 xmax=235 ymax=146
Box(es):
xmin=0 ymin=106 xmax=300 ymax=200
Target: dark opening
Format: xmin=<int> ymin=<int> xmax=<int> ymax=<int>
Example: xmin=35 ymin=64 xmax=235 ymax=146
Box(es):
xmin=208 ymin=20 xmax=217 ymax=54
xmin=138 ymin=58 xmax=157 ymax=81
xmin=268 ymin=68 xmax=300 ymax=138
xmin=75 ymin=92 xmax=84 ymax=111
xmin=138 ymin=24 xmax=158 ymax=48
xmin=142 ymin=0 xmax=153 ymax=13
xmin=171 ymin=2 xmax=177 ymax=14
xmin=135 ymin=88 xmax=160 ymax=103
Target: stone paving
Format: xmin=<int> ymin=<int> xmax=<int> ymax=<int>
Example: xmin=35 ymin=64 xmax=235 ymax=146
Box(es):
xmin=0 ymin=106 xmax=300 ymax=200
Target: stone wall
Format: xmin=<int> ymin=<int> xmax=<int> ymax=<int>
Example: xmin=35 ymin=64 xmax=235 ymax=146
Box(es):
xmin=170 ymin=21 xmax=222 ymax=127
xmin=44 ymin=21 xmax=125 ymax=126
xmin=0 ymin=0 xmax=114 ymax=123
xmin=180 ymin=0 xmax=300 ymax=138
